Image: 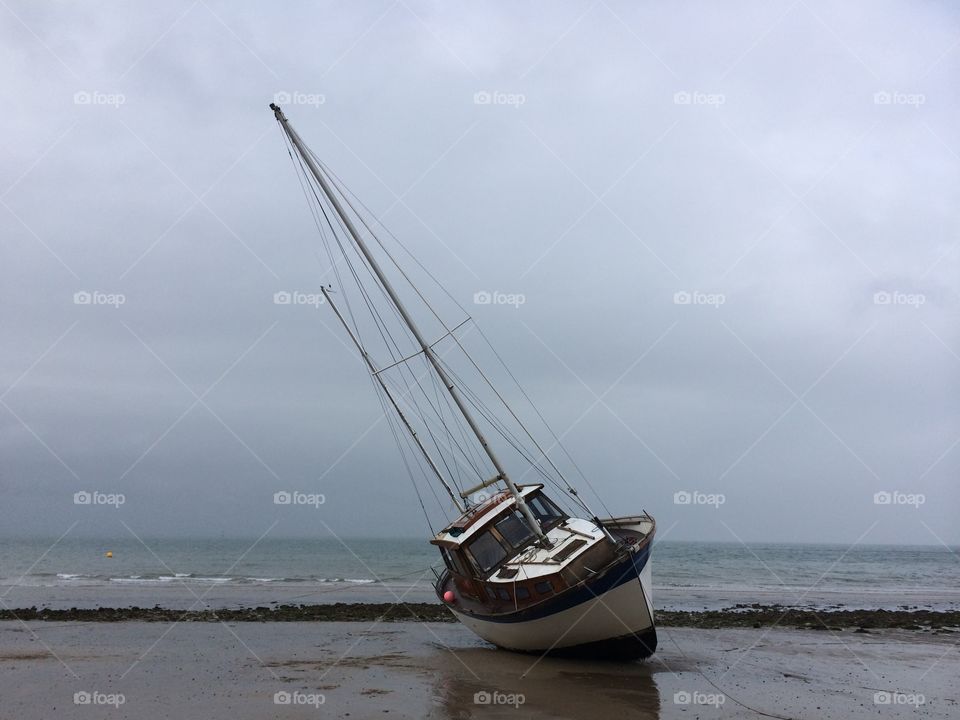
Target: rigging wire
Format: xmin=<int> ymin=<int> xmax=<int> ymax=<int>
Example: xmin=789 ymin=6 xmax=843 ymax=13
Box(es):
xmin=308 ymin=159 xmax=500 ymax=499
xmin=379 ymin=369 xmax=484 ymax=484
xmin=312 ymin=155 xmax=610 ymax=513
xmin=286 ymin=135 xmax=475 ymax=500
xmin=373 ymin=375 xmax=436 ymax=534
xmin=278 ymin=113 xmax=613 ymax=528
xmin=433 ymin=356 xmax=594 ymax=517
xmin=314 ymin=184 xmax=476 ymax=497
xmin=280 ymin=124 xmax=450 ymax=529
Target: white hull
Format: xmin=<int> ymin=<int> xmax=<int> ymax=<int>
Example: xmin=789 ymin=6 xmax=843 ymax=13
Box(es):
xmin=449 ymin=556 xmax=655 ymax=653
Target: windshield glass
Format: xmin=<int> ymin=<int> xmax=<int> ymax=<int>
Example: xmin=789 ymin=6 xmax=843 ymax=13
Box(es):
xmin=529 ymin=494 xmax=564 ymax=525
xmin=495 ymin=511 xmax=535 ymax=549
xmin=441 ymin=547 xmax=467 ymax=576
xmin=466 ymin=531 xmax=509 ymax=573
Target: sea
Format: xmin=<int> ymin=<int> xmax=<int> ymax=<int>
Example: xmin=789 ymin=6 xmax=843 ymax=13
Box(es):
xmin=1 ymin=538 xmax=958 ymax=612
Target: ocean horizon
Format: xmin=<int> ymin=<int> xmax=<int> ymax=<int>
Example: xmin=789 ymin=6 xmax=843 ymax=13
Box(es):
xmin=4 ymin=537 xmax=958 ymax=613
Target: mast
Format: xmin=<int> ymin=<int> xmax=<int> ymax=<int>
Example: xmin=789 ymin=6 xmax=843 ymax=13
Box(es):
xmin=272 ymin=104 xmax=547 ymax=543
xmin=321 ymin=286 xmax=464 ymax=514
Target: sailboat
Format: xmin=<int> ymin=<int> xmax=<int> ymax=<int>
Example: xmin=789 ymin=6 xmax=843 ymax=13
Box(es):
xmin=271 ymin=104 xmax=657 ymax=659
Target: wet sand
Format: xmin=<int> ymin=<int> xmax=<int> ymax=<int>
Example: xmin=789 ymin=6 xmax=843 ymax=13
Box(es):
xmin=0 ymin=620 xmax=956 ymax=719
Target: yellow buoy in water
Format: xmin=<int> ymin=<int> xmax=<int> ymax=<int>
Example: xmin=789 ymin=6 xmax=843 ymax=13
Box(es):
xmin=105 ymin=551 xmax=113 ymax=558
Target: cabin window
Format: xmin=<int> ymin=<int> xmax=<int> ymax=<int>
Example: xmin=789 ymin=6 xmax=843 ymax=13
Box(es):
xmin=485 ymin=585 xmax=497 ymax=600
xmin=466 ymin=531 xmax=509 ymax=574
xmin=515 ymin=586 xmax=530 ymax=600
xmin=496 ymin=587 xmax=511 ymax=601
xmin=529 ymin=495 xmax=564 ymax=525
xmin=535 ymin=580 xmax=553 ymax=595
xmin=440 ymin=547 xmax=468 ymax=576
xmin=495 ymin=511 xmax=535 ymax=549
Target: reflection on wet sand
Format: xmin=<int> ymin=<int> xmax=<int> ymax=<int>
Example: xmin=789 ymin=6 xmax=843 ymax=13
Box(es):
xmin=427 ymin=644 xmax=677 ymax=719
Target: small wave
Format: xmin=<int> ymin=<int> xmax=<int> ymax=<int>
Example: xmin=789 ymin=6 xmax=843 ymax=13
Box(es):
xmin=108 ymin=575 xmax=233 ymax=585
xmin=158 ymin=576 xmax=232 ymax=583
xmin=90 ymin=575 xmax=379 ymax=586
xmin=56 ymin=573 xmax=84 ymax=580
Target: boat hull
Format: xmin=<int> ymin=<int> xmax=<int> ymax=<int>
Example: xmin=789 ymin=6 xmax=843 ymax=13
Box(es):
xmin=446 ymin=542 xmax=656 ymax=659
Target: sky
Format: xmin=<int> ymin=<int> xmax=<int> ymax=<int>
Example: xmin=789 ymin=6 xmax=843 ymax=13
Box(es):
xmin=0 ymin=1 xmax=957 ymax=545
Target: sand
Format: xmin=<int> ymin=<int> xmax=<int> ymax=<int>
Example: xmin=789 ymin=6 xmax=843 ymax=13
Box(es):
xmin=0 ymin=619 xmax=956 ymax=719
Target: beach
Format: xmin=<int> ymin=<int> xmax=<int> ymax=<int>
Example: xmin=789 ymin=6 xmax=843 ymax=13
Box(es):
xmin=2 ymin=540 xmax=957 ymax=716
xmin=1 ymin=619 xmax=956 ymax=719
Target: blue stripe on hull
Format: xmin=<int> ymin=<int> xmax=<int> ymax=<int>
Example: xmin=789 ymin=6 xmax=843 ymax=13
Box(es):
xmin=464 ymin=543 xmax=651 ymax=624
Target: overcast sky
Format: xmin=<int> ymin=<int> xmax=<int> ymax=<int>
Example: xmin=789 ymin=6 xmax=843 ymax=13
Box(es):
xmin=1 ymin=1 xmax=957 ymax=545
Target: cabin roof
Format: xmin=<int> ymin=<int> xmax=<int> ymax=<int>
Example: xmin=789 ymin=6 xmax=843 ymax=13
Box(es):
xmin=490 ymin=517 xmax=605 ymax=580
xmin=431 ymin=484 xmax=543 ymax=547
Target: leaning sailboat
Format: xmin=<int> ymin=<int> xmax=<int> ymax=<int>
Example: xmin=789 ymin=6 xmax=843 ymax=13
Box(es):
xmin=271 ymin=104 xmax=657 ymax=659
